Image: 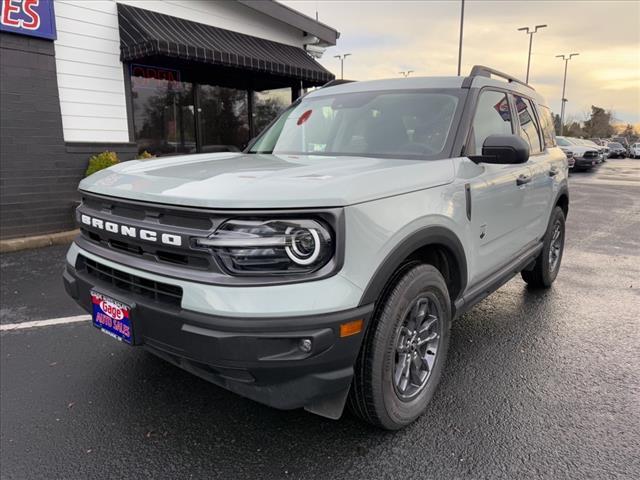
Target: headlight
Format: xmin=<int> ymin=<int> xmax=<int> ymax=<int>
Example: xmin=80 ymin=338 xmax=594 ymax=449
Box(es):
xmin=196 ymin=219 xmax=334 ymax=275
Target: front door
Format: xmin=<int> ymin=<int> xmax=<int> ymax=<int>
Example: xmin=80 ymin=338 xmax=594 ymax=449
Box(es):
xmin=464 ymin=89 xmax=533 ymax=284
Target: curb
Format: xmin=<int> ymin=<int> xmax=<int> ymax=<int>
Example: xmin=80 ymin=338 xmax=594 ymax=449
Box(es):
xmin=0 ymin=230 xmax=79 ymax=253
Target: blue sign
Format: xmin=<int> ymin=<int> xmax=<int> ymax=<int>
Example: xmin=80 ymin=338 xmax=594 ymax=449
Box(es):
xmin=0 ymin=0 xmax=56 ymax=40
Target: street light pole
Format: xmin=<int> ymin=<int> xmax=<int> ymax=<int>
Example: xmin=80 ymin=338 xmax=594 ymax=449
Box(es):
xmin=334 ymin=53 xmax=351 ymax=80
xmin=556 ymin=53 xmax=579 ymax=135
xmin=517 ymin=24 xmax=547 ymax=83
xmin=457 ymin=0 xmax=464 ymax=76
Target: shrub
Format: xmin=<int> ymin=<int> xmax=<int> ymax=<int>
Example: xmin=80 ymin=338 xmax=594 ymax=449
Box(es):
xmin=136 ymin=150 xmax=156 ymax=160
xmin=85 ymin=151 xmax=119 ymax=177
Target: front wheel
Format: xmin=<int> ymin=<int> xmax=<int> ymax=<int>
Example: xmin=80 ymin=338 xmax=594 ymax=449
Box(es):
xmin=521 ymin=206 xmax=566 ymax=288
xmin=348 ymin=264 xmax=451 ymax=430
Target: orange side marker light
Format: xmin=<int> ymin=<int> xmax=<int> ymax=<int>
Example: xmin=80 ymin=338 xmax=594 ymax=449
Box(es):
xmin=340 ymin=319 xmax=363 ymax=338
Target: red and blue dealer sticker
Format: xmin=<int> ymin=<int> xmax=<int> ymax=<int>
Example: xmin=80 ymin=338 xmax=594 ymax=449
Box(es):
xmin=91 ymin=291 xmax=133 ymax=344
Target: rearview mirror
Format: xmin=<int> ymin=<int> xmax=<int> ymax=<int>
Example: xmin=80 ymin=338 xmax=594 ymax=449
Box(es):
xmin=472 ymin=134 xmax=530 ymax=164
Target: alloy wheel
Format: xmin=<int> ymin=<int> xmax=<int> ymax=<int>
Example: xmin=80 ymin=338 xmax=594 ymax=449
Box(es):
xmin=548 ymin=220 xmax=563 ymax=272
xmin=393 ymin=296 xmax=441 ymax=400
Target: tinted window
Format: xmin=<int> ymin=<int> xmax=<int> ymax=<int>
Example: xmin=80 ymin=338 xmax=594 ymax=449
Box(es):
xmin=199 ymin=85 xmax=249 ymax=153
xmin=469 ymin=90 xmax=513 ymax=155
xmin=514 ymin=95 xmax=543 ymax=154
xmin=131 ymin=75 xmax=196 ymax=156
xmin=538 ymin=105 xmax=557 ymax=148
xmin=250 ymin=91 xmax=461 ymax=158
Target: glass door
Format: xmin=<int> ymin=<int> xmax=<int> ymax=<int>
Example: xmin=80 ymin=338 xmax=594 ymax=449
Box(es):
xmin=197 ymin=85 xmax=249 ymax=153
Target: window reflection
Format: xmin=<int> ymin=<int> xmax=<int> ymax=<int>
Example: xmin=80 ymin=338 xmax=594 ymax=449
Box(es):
xmin=199 ymin=85 xmax=249 ymax=153
xmin=470 ymin=91 xmax=513 ymax=155
xmin=514 ymin=95 xmax=543 ymax=154
xmin=253 ymin=88 xmax=292 ymax=137
xmin=130 ymin=67 xmax=290 ymax=155
xmin=131 ymin=76 xmax=196 ymax=156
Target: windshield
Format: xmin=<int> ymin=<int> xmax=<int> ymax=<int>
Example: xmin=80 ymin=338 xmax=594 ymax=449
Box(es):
xmin=557 ymin=137 xmax=572 ymax=147
xmin=249 ymin=90 xmax=462 ymax=159
xmin=608 ymin=142 xmax=622 ymax=148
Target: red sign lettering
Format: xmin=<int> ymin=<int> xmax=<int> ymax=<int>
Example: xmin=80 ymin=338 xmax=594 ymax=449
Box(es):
xmin=21 ymin=0 xmax=40 ymax=30
xmin=130 ymin=64 xmax=182 ymax=90
xmin=1 ymin=0 xmax=21 ymax=27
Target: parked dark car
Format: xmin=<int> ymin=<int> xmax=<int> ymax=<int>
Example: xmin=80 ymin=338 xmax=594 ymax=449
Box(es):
xmin=607 ymin=142 xmax=627 ymax=158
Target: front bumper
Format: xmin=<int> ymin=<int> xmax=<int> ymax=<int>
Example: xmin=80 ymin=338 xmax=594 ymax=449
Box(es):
xmin=63 ymin=252 xmax=373 ymax=413
xmin=573 ymin=157 xmax=597 ymax=168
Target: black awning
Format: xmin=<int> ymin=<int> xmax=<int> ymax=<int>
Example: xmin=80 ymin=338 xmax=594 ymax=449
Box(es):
xmin=117 ymin=3 xmax=334 ymax=85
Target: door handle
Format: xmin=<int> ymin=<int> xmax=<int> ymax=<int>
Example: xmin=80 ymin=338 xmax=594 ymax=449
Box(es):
xmin=549 ymin=167 xmax=559 ymax=177
xmin=516 ymin=174 xmax=532 ymax=186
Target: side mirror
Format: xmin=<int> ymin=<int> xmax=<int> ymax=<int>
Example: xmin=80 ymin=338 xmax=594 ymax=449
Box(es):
xmin=472 ymin=134 xmax=530 ymax=164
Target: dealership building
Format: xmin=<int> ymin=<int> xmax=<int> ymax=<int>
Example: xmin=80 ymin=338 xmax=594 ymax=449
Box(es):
xmin=0 ymin=0 xmax=337 ymax=239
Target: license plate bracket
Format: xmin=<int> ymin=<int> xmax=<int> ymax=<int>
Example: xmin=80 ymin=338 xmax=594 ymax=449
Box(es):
xmin=91 ymin=290 xmax=135 ymax=345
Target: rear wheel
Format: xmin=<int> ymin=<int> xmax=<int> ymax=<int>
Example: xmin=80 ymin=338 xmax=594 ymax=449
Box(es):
xmin=349 ymin=264 xmax=451 ymax=430
xmin=521 ymin=206 xmax=565 ymax=288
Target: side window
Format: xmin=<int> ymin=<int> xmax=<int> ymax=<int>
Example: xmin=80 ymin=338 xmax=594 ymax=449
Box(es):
xmin=514 ymin=95 xmax=543 ymax=154
xmin=538 ymin=105 xmax=557 ymax=148
xmin=469 ymin=90 xmax=513 ymax=155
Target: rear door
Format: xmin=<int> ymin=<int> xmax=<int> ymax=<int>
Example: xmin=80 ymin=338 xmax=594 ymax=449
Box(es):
xmin=512 ymin=94 xmax=551 ymax=239
xmin=463 ymin=89 xmax=533 ymax=284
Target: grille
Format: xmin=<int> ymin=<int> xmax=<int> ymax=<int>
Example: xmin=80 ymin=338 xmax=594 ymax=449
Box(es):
xmin=77 ymin=255 xmax=183 ymax=306
xmin=78 ymin=192 xmax=220 ymax=271
xmin=583 ymin=151 xmax=598 ymax=158
xmin=80 ymin=228 xmax=211 ymax=270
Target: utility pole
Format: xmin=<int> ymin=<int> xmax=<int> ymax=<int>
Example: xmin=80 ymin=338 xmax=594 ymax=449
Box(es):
xmin=517 ymin=24 xmax=547 ymax=83
xmin=334 ymin=54 xmax=351 ymax=80
xmin=457 ymin=0 xmax=464 ymax=76
xmin=556 ymin=53 xmax=579 ymax=135
xmin=399 ymin=70 xmax=414 ymax=77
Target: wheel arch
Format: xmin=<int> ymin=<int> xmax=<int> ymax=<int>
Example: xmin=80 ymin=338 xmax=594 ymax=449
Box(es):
xmin=358 ymin=226 xmax=468 ymax=313
xmin=555 ymin=187 xmax=569 ymax=218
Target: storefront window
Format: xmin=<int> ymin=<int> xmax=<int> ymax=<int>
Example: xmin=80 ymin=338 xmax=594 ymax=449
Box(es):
xmin=131 ymin=69 xmax=196 ymax=157
xmin=253 ymin=88 xmax=292 ymax=137
xmin=199 ymin=85 xmax=249 ymax=152
xmin=129 ymin=65 xmax=290 ymax=155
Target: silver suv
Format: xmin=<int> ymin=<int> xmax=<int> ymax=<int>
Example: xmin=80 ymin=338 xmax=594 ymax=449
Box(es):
xmin=63 ymin=66 xmax=568 ymax=430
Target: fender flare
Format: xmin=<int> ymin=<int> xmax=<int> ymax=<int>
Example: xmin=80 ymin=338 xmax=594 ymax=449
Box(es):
xmin=553 ymin=184 xmax=570 ymax=217
xmin=358 ymin=226 xmax=468 ymax=307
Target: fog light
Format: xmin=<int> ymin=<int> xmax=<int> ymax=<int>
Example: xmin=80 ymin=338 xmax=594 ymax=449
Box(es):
xmin=298 ymin=338 xmax=313 ymax=353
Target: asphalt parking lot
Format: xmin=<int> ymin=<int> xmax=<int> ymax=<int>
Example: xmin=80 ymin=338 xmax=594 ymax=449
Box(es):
xmin=1 ymin=159 xmax=639 ymax=480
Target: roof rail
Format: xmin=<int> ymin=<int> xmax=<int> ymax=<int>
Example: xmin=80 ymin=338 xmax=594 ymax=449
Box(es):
xmin=463 ymin=65 xmax=533 ymax=90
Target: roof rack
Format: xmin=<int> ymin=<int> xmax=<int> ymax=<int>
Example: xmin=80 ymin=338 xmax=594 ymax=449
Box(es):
xmin=464 ymin=65 xmax=533 ymax=90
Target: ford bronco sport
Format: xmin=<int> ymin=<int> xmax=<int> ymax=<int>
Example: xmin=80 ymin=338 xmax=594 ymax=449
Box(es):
xmin=63 ymin=66 xmax=568 ymax=430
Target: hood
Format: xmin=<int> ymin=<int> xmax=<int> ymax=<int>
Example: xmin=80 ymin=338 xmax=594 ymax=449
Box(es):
xmin=79 ymin=153 xmax=455 ymax=209
xmin=561 ymin=145 xmax=597 ymax=155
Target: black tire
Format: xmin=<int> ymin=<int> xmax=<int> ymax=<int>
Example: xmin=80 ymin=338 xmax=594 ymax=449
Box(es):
xmin=521 ymin=206 xmax=565 ymax=288
xmin=348 ymin=264 xmax=451 ymax=430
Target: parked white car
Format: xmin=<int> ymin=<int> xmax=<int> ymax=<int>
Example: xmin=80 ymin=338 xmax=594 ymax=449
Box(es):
xmin=630 ymin=143 xmax=640 ymax=158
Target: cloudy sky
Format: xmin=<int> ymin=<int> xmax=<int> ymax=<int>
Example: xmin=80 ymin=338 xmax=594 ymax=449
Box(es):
xmin=284 ymin=0 xmax=640 ymax=127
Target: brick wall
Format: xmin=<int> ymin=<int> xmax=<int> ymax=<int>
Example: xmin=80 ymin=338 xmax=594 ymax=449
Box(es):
xmin=0 ymin=32 xmax=135 ymax=240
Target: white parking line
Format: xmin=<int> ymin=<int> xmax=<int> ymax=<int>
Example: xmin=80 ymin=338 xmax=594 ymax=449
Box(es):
xmin=0 ymin=315 xmax=91 ymax=332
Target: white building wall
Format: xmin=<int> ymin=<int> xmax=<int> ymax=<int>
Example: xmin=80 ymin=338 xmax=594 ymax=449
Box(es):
xmin=53 ymin=0 xmax=306 ymax=143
